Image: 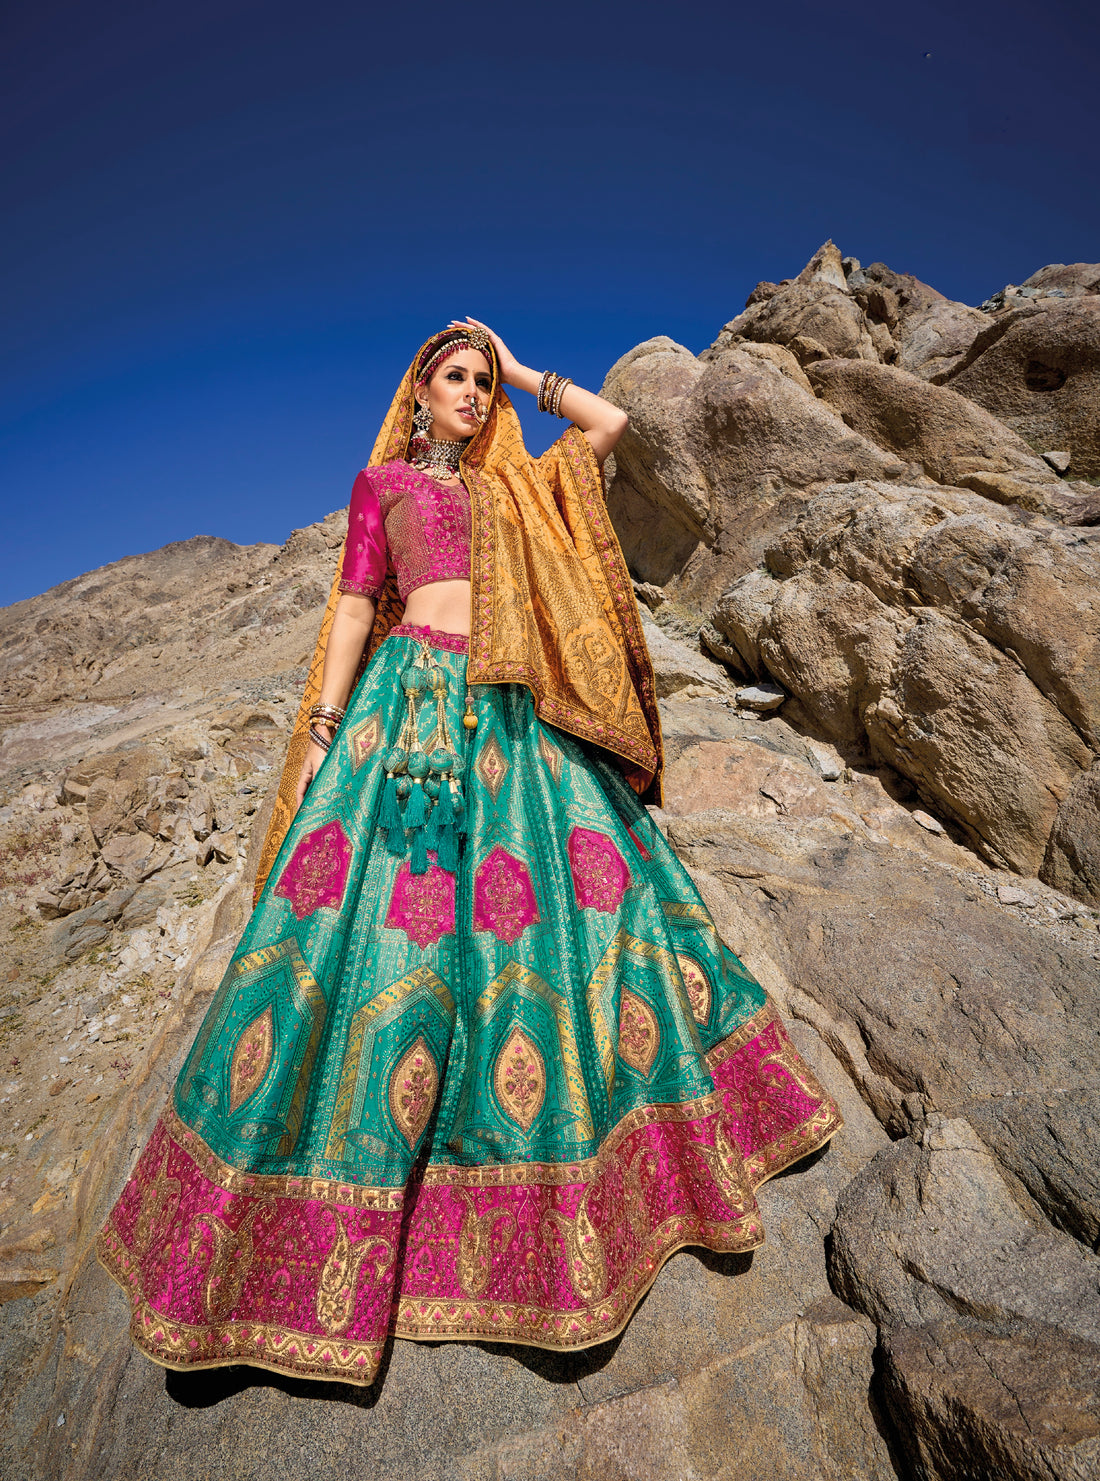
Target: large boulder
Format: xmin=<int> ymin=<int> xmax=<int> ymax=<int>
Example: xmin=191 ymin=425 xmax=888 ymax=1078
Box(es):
xmin=942 ymin=297 xmax=1100 ymax=476
xmin=601 ymin=339 xmax=905 ymax=607
xmin=830 ymin=1119 xmax=1100 ymax=1481
xmin=805 ymin=358 xmax=1064 ymax=512
xmin=709 ymin=481 xmax=1100 ymax=887
xmin=894 ymin=299 xmax=991 ymax=381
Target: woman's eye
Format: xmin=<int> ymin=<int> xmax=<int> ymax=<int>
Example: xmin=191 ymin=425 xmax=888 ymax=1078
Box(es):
xmin=446 ymin=370 xmax=463 ymax=381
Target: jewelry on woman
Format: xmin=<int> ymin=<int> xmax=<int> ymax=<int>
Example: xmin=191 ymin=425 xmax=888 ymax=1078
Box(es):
xmin=308 ymin=725 xmax=332 ymax=752
xmin=409 ymin=436 xmax=467 ymax=481
xmin=309 ymin=702 xmax=346 ymax=727
xmin=416 ymin=326 xmax=493 ymax=386
xmin=551 ymin=376 xmax=573 ymax=417
xmin=412 ymin=402 xmax=433 ymax=436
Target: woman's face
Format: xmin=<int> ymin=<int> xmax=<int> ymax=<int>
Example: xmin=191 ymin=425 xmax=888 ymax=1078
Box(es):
xmin=417 ymin=349 xmax=492 ymax=442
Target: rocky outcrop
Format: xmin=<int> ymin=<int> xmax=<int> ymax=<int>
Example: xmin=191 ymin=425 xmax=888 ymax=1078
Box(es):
xmin=805 ymin=358 xmax=1075 ymax=516
xmin=709 ymin=480 xmax=1100 ymax=890
xmin=603 ymin=337 xmax=905 ymax=606
xmin=941 ymin=297 xmax=1100 ymax=477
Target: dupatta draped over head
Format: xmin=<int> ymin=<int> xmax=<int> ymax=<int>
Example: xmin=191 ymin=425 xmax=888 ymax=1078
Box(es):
xmin=253 ymin=330 xmax=663 ymax=901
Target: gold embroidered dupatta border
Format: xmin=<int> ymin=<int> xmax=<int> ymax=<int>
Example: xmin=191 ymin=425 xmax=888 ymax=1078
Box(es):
xmin=253 ymin=339 xmax=663 ymax=903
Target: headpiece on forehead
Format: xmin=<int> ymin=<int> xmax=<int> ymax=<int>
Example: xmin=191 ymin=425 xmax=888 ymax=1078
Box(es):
xmin=414 ymin=326 xmax=494 ymax=388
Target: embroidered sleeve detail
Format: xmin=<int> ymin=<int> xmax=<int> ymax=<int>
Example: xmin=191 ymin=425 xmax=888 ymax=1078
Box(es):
xmin=339 ymin=468 xmax=388 ymax=601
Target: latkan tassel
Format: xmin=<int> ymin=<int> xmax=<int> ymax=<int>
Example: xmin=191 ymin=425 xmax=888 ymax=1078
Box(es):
xmin=452 ymin=782 xmax=467 ymax=835
xmin=380 ymin=774 xmax=406 ymax=855
xmin=434 ymin=821 xmax=458 ymax=873
xmin=410 ymin=825 xmax=429 ymax=875
xmin=405 ymin=781 xmax=427 ymax=829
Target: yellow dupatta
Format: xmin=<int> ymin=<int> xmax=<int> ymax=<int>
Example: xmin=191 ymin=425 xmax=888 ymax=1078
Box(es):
xmin=253 ymin=334 xmax=662 ymax=902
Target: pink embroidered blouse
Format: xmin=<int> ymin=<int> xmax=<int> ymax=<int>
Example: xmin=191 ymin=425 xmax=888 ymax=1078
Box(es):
xmin=337 ymin=461 xmax=471 ymax=603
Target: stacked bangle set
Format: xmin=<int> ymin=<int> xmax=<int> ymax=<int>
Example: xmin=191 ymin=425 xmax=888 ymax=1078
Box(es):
xmin=537 ymin=371 xmax=573 ymax=417
xmin=308 ymin=702 xmax=345 ymax=752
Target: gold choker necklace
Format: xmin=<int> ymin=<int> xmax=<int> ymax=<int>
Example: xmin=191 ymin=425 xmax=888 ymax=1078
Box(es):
xmin=410 ymin=437 xmax=467 ymax=479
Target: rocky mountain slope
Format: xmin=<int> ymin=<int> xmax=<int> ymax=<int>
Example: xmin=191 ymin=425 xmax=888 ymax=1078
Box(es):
xmin=1 ymin=246 xmax=1098 ymax=1481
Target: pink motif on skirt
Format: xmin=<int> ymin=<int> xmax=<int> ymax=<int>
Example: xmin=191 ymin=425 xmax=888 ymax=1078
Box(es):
xmin=473 ymin=847 xmax=540 ymax=944
xmin=274 ymin=820 xmax=352 ymax=920
xmin=567 ymin=827 xmax=631 ymax=913
xmin=385 ymin=858 xmax=456 ymax=949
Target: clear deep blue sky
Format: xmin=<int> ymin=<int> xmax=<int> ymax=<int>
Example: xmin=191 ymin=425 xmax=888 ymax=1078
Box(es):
xmin=3 ymin=0 xmax=1097 ymax=605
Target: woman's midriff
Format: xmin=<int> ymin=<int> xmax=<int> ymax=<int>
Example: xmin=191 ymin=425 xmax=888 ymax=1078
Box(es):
xmin=399 ymin=578 xmax=471 ymax=638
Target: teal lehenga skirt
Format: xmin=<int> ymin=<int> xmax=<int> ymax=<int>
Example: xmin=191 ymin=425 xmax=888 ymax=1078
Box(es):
xmin=98 ymin=621 xmax=842 ymax=1384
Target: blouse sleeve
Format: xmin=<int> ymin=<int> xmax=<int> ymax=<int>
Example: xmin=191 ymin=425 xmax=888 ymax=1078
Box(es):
xmin=338 ymin=468 xmax=387 ymax=599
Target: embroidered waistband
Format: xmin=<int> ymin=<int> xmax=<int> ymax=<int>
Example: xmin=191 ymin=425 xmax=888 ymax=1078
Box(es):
xmin=389 ymin=622 xmax=469 ymax=655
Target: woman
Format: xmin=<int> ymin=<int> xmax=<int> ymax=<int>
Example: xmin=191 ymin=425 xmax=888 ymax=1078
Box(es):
xmin=98 ymin=321 xmax=842 ymax=1385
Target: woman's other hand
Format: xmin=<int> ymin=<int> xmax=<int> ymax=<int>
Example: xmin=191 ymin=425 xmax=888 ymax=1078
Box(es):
xmin=295 ymin=732 xmax=331 ymax=810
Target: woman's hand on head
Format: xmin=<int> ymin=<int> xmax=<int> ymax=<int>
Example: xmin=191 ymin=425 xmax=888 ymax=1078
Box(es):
xmin=448 ymin=317 xmax=519 ymax=386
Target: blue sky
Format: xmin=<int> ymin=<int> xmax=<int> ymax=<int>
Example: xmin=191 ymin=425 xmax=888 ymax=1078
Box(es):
xmin=2 ymin=0 xmax=1097 ymax=605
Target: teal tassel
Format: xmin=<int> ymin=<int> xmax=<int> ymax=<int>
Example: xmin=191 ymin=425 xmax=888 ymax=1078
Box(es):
xmin=380 ymin=774 xmax=406 ymax=855
xmin=410 ymin=825 xmax=428 ymax=875
xmin=435 ymin=822 xmax=457 ymax=873
xmin=405 ymin=781 xmax=427 ymax=829
xmin=434 ymin=779 xmax=455 ymax=826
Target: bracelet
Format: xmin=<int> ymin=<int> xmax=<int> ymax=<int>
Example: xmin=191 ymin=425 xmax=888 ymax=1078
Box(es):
xmin=309 ymin=702 xmax=346 ymax=727
xmin=551 ymin=376 xmax=572 ymax=417
xmin=537 ymin=370 xmax=552 ymax=413
xmin=308 ymin=726 xmax=332 ymax=752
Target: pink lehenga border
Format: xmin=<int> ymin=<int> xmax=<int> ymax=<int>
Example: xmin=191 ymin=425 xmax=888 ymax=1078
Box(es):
xmin=96 ymin=1003 xmax=842 ymax=1386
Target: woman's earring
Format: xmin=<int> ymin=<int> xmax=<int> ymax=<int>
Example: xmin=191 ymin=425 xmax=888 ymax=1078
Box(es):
xmin=413 ymin=402 xmax=432 ymax=436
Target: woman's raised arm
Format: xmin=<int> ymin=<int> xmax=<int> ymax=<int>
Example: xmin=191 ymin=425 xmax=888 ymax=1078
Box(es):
xmin=448 ymin=317 xmax=628 ymax=465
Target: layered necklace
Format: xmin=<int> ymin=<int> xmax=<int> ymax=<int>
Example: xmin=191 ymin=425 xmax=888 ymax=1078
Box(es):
xmin=409 ymin=436 xmax=468 ymax=482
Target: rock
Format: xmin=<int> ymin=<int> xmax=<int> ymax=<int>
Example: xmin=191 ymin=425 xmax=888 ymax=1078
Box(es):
xmin=637 ymin=608 xmax=732 ymax=697
xmin=99 ymin=832 xmax=167 ymax=882
xmin=1044 ymin=449 xmax=1073 ymax=473
xmin=713 ymin=282 xmax=878 ymax=364
xmin=895 ymin=299 xmax=991 ymax=381
xmin=736 ymin=682 xmax=786 ymax=712
xmin=911 ymin=810 xmax=943 ymax=833
xmin=602 ymin=340 xmax=903 ymax=605
xmin=118 ymin=882 xmax=167 ymax=930
xmin=49 ymin=914 xmax=109 ymax=962
xmin=710 ymin=480 xmax=1100 ymax=883
xmin=1042 ymin=764 xmax=1100 ymax=902
xmin=667 ymin=811 xmax=1100 ymax=1140
xmin=997 ymin=884 xmax=1035 ymax=906
xmin=941 ymin=298 xmax=1100 ymax=477
xmin=1018 ymin=261 xmax=1100 ymax=301
xmin=631 ymin=579 xmax=664 ymax=610
xmin=830 ymin=1116 xmax=1100 ymax=1343
xmin=722 ymin=338 xmax=814 ymax=393
xmin=805 ymin=358 xmax=1061 ymax=510
xmin=967 ymin=1090 xmax=1100 ymax=1251
xmin=881 ymin=1316 xmax=1100 ymax=1481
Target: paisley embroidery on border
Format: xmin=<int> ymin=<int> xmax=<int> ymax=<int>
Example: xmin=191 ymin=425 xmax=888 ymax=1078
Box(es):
xmin=541 ymin=1185 xmax=607 ymax=1303
xmin=316 ymin=1210 xmax=393 ymax=1336
xmin=188 ymin=1204 xmax=266 ymax=1321
xmin=456 ymin=1188 xmax=517 ymax=1297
